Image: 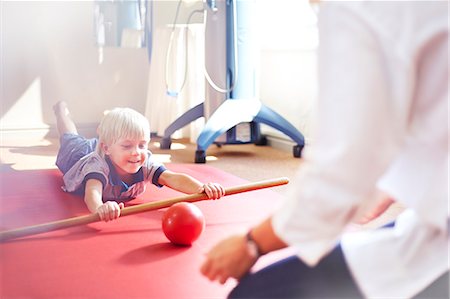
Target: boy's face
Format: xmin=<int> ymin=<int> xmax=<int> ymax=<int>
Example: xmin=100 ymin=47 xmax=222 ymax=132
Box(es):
xmin=103 ymin=137 xmax=150 ymax=176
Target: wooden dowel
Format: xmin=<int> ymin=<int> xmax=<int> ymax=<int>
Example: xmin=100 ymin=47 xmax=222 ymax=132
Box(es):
xmin=0 ymin=177 xmax=289 ymax=242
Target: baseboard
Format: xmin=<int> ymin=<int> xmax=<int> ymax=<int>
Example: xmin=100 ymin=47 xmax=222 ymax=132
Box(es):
xmin=266 ymin=135 xmax=296 ymax=152
xmin=266 ymin=135 xmax=310 ymax=152
xmin=1 ymin=127 xmax=310 ymax=154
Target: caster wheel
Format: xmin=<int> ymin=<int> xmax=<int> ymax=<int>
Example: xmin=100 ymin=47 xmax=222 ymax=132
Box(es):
xmin=160 ymin=138 xmax=172 ymax=149
xmin=255 ymin=135 xmax=267 ymax=146
xmin=195 ymin=150 xmax=206 ymax=163
xmin=293 ymin=144 xmax=303 ymax=158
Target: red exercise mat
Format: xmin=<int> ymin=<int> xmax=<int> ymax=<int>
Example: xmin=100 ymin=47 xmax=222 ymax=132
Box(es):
xmin=0 ymin=164 xmax=285 ymax=299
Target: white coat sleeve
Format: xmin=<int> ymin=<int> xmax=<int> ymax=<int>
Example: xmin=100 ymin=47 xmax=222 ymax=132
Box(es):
xmin=271 ymin=4 xmax=405 ymax=266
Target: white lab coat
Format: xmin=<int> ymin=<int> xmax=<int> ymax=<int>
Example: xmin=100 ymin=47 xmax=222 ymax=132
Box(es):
xmin=272 ymin=2 xmax=449 ymax=298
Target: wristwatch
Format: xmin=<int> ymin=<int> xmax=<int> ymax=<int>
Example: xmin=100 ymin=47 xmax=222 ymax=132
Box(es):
xmin=246 ymin=230 xmax=262 ymax=258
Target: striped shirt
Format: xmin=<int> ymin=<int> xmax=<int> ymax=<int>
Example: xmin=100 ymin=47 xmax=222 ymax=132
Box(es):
xmin=61 ymin=150 xmax=166 ymax=201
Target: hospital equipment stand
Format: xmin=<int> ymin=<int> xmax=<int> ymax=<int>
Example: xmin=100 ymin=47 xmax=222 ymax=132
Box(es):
xmin=160 ymin=0 xmax=305 ymax=163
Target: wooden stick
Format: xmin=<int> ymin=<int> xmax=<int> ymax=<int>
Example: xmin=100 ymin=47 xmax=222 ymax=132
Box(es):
xmin=0 ymin=177 xmax=289 ymax=242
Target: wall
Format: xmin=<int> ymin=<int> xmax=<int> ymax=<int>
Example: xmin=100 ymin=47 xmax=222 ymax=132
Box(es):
xmin=0 ymin=0 xmax=317 ymax=144
xmin=1 ymin=1 xmax=152 ymax=138
xmin=257 ymin=0 xmax=318 ymax=145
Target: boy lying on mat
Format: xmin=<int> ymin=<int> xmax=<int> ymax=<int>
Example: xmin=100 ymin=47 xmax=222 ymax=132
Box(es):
xmin=53 ymin=101 xmax=225 ymax=222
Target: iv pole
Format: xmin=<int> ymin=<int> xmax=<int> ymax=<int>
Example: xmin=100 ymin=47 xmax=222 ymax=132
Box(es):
xmin=159 ymin=0 xmax=305 ymax=163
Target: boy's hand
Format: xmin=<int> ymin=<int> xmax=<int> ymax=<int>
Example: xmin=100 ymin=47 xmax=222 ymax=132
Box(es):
xmin=200 ymin=183 xmax=225 ymax=200
xmin=97 ymin=201 xmax=125 ymax=222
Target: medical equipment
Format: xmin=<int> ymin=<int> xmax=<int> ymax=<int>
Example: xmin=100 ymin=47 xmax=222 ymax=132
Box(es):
xmin=160 ymin=0 xmax=305 ymax=163
xmin=94 ymin=0 xmax=304 ymax=162
xmin=165 ymin=1 xmax=205 ymax=97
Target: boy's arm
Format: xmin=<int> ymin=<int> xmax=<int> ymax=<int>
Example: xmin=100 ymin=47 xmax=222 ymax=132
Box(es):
xmin=84 ymin=178 xmax=104 ymax=213
xmin=158 ymin=170 xmax=225 ymax=199
xmin=84 ymin=178 xmax=124 ymax=221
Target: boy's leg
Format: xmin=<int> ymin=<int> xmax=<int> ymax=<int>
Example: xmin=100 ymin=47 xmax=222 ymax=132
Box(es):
xmin=54 ymin=101 xmax=98 ymax=174
xmin=53 ymin=101 xmax=78 ymax=136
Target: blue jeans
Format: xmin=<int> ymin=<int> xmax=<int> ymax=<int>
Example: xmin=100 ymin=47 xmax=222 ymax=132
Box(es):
xmin=229 ymin=246 xmax=362 ymax=299
xmin=229 ymin=221 xmax=448 ymax=299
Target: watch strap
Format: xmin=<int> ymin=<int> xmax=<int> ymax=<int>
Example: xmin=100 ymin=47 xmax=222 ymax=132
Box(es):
xmin=246 ymin=230 xmax=262 ymax=258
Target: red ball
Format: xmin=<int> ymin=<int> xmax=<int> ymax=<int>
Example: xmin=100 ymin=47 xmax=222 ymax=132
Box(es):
xmin=162 ymin=202 xmax=205 ymax=246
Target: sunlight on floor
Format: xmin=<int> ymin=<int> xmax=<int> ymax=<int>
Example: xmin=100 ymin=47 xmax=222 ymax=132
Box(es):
xmin=0 ymin=138 xmax=58 ymax=171
xmin=152 ymin=154 xmax=172 ymax=163
xmin=8 ymin=155 xmax=58 ymax=171
xmin=152 ymin=142 xmax=187 ymax=150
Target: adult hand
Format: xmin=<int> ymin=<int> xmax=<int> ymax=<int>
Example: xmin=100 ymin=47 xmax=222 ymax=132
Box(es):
xmin=356 ymin=197 xmax=395 ymax=224
xmin=201 ymin=234 xmax=258 ymax=284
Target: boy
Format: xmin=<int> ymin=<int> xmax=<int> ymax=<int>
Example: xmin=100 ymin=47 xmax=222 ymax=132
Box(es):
xmin=54 ymin=101 xmax=225 ymax=222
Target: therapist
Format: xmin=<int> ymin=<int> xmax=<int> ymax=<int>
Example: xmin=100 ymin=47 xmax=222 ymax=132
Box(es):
xmin=200 ymin=1 xmax=449 ymax=298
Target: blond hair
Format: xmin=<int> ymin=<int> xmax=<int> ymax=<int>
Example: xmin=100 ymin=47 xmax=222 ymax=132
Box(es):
xmin=96 ymin=107 xmax=150 ymax=157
